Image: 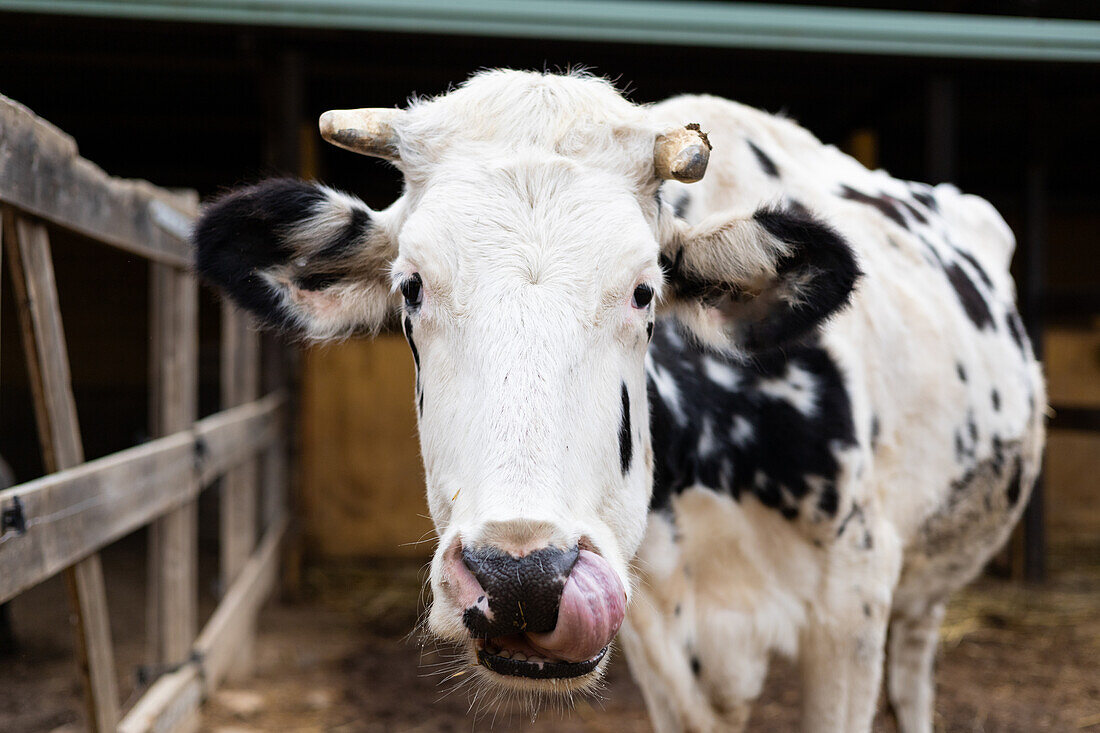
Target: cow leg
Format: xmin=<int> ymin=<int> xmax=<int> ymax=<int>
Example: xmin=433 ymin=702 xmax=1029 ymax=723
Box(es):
xmin=621 ymin=513 xmax=758 ymax=733
xmin=620 ymin=605 xmax=754 ymax=733
xmin=798 ymin=626 xmax=848 ymax=731
xmin=799 ymin=516 xmax=900 ymax=733
xmin=620 ymin=607 xmax=710 ymax=733
xmin=886 ymin=601 xmax=945 ymax=733
xmin=798 ymin=613 xmax=887 ymax=733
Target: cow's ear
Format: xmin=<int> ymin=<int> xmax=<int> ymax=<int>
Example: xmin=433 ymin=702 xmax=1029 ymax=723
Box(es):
xmin=658 ymin=205 xmax=860 ymax=353
xmin=194 ymin=178 xmax=398 ymax=340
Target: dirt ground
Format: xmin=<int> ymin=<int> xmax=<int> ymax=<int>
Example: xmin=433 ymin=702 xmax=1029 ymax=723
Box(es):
xmin=199 ymin=541 xmax=1100 ymax=733
xmin=2 ymin=538 xmax=1098 ymax=732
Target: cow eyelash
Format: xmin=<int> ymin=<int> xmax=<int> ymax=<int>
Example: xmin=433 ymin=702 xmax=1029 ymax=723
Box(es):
xmin=401 ymin=273 xmax=423 ymax=309
xmin=632 ymin=283 xmax=654 ymax=309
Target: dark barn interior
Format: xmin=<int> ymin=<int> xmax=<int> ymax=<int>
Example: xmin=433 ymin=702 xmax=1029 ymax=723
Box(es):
xmin=1 ymin=3 xmax=1098 ymax=730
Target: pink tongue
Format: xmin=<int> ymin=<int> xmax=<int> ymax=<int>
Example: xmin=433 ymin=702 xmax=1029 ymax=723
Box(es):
xmin=526 ymin=550 xmax=626 ymax=663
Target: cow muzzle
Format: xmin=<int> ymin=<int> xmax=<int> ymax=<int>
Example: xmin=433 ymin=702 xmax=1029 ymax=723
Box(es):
xmin=441 ymin=539 xmax=627 ymax=680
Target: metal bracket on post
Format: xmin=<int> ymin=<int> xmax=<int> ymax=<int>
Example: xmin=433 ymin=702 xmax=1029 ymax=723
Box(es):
xmin=0 ymin=496 xmax=26 ymax=536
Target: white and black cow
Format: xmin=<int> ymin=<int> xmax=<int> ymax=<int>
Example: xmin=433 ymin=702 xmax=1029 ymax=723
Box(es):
xmin=192 ymin=70 xmax=1045 ymax=732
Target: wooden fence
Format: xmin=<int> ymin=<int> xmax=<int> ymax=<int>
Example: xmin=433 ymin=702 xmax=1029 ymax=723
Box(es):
xmin=0 ymin=94 xmax=289 ymax=732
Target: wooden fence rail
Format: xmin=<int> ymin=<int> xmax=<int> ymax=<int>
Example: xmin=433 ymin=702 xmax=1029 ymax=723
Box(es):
xmin=0 ymin=92 xmax=290 ymax=732
xmin=0 ymin=394 xmax=285 ymax=604
xmin=0 ymin=93 xmax=193 ymax=266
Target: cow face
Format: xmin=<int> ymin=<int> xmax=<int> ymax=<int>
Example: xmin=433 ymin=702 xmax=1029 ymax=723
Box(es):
xmin=193 ymin=70 xmax=858 ymax=698
xmin=401 ymin=160 xmax=655 ymax=690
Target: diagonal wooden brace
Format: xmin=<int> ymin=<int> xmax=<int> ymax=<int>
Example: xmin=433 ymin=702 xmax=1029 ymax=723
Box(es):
xmin=3 ymin=208 xmax=120 ymax=732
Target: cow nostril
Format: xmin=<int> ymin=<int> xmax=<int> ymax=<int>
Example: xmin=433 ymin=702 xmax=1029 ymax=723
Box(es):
xmin=459 ymin=544 xmax=580 ymax=636
xmin=460 ymin=544 xmax=579 ymax=579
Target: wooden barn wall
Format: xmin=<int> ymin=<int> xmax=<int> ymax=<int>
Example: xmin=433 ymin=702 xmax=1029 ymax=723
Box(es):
xmin=300 ymin=337 xmax=430 ymax=558
xmin=1045 ymin=324 xmax=1100 ymax=541
xmin=1042 ymin=211 xmax=1100 ymax=543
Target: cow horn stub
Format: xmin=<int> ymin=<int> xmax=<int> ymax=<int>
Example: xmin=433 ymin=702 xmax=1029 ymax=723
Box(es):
xmin=318 ymin=108 xmax=403 ymax=161
xmin=654 ymin=123 xmax=712 ymax=183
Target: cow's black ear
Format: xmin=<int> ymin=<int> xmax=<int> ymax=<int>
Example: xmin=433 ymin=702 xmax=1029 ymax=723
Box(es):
xmin=193 ymin=178 xmax=398 ymax=340
xmin=659 ymin=205 xmax=860 ymax=353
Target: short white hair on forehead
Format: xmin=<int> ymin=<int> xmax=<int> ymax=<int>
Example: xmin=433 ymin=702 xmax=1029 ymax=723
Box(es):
xmin=395 ymin=69 xmax=658 ymax=184
xmin=393 ymin=152 xmax=661 ymax=320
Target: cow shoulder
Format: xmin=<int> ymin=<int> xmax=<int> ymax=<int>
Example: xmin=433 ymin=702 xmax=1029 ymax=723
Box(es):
xmin=647 ymin=322 xmax=869 ymax=544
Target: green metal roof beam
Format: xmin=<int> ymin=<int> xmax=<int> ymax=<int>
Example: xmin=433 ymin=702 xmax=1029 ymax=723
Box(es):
xmin=2 ymin=0 xmax=1099 ymax=62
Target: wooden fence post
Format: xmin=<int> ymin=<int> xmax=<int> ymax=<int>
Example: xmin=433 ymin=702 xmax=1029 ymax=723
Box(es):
xmin=219 ymin=302 xmax=260 ymax=678
xmin=261 ymin=337 xmax=291 ymax=529
xmin=3 ymin=209 xmax=121 ymax=732
xmin=146 ymin=261 xmax=199 ymax=676
xmin=3 ymin=95 xmax=294 ymax=732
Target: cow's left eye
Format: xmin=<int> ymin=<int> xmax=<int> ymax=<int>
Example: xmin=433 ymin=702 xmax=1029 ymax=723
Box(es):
xmin=401 ymin=274 xmax=423 ymax=308
xmin=632 ymin=283 xmax=654 ymax=309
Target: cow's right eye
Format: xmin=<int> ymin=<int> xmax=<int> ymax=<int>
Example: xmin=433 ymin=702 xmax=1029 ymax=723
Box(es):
xmin=401 ymin=274 xmax=423 ymax=308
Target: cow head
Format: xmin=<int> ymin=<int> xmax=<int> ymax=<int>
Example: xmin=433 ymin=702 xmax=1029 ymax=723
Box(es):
xmin=193 ymin=71 xmax=857 ymax=698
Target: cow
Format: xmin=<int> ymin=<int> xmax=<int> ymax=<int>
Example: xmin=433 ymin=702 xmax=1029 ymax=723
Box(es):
xmin=192 ymin=70 xmax=1045 ymax=732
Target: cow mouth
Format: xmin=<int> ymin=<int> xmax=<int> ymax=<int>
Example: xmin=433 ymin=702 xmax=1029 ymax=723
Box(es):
xmin=450 ymin=547 xmax=626 ymax=681
xmin=475 ymin=635 xmax=607 ymax=679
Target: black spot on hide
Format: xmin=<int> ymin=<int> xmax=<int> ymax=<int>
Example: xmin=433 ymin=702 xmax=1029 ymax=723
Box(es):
xmin=923 ymin=237 xmax=947 ymax=269
xmin=1006 ymin=455 xmax=1024 ymax=507
xmin=673 ymin=193 xmax=691 ymax=219
xmin=817 ymin=483 xmax=839 ymax=516
xmin=402 ymin=316 xmax=420 ymax=371
xmin=840 ymin=185 xmax=928 ymax=226
xmin=953 ymin=247 xmax=994 ymax=289
xmin=839 ymin=185 xmax=907 ymax=229
xmin=954 ymin=431 xmax=968 ymax=462
xmin=911 ymin=190 xmax=938 ymax=211
xmin=646 ymin=321 xmax=654 ymax=342
xmin=899 ymin=199 xmax=929 ymax=225
xmin=1007 ymin=311 xmax=1031 ymax=356
xmin=951 ymin=435 xmax=1022 ymax=508
xmin=648 ymin=324 xmax=856 ymax=522
xmin=991 ymin=435 xmax=1005 ymax=475
xmin=691 ymin=656 xmax=702 ymax=676
xmin=991 ymin=389 xmax=1001 ymax=411
xmin=620 ymin=383 xmax=633 ymax=475
xmin=870 ymin=415 xmax=881 ymax=450
xmin=755 ymin=478 xmax=782 ymax=509
xmin=747 ymin=140 xmax=780 ymax=177
xmin=785 ymin=198 xmax=812 ymax=219
xmin=404 ymin=316 xmax=422 ymax=412
xmin=945 ymin=262 xmax=994 ymax=330
xmin=957 ymin=363 xmax=967 ymax=382
xmin=836 ymin=502 xmax=863 ymax=538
